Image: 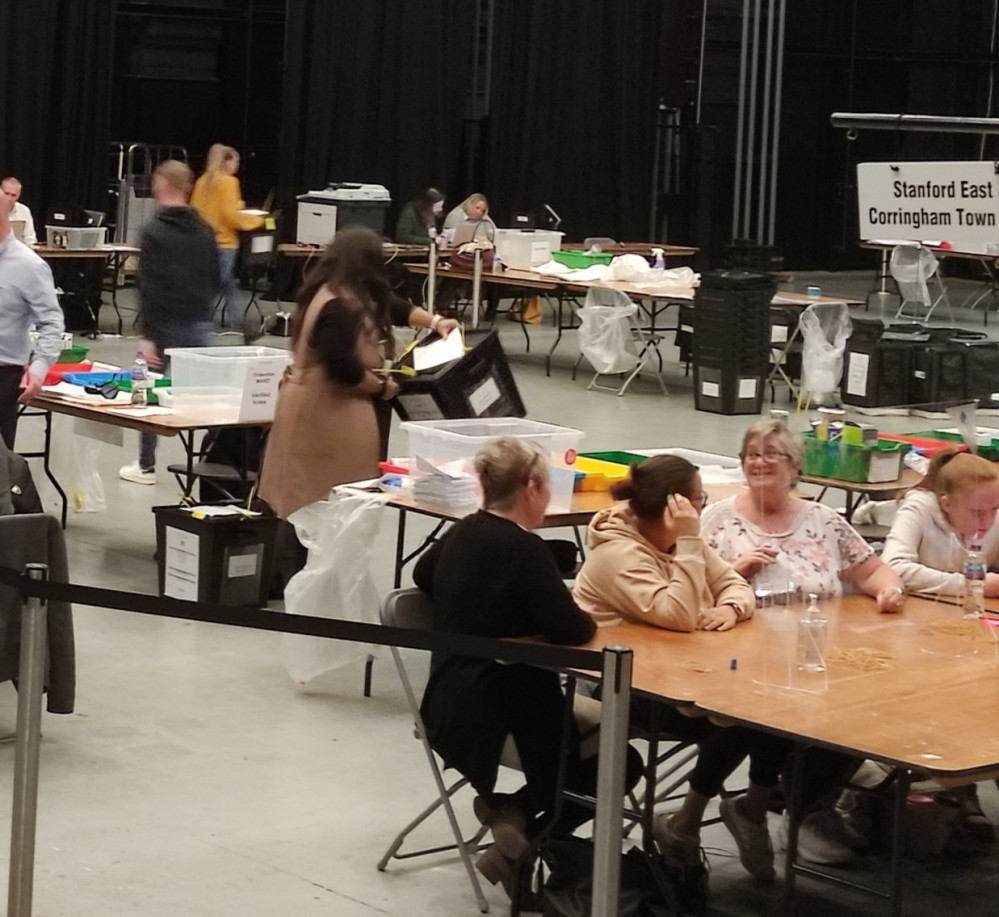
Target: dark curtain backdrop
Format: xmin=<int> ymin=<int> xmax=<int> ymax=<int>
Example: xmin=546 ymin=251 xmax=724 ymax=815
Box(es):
xmin=0 ymin=1 xmax=114 ymax=225
xmin=280 ymin=0 xmax=478 ymax=236
xmin=487 ymin=1 xmax=668 ymax=241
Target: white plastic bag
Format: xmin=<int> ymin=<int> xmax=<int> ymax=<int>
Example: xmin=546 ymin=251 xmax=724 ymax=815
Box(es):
xmin=609 ymin=253 xmax=651 ymax=282
xmin=38 ymin=415 xmax=107 ymax=514
xmin=283 ymin=491 xmax=385 ymax=685
xmin=578 ymin=289 xmax=640 ymax=375
xmin=800 ymin=302 xmax=852 ymax=397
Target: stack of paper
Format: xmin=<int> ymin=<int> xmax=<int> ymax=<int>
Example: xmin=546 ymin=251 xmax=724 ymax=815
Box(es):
xmin=412 ymin=456 xmax=479 ymax=511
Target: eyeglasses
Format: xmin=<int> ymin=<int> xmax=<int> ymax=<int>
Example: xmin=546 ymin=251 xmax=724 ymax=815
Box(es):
xmin=741 ymin=451 xmax=790 ymax=463
xmin=689 ymin=492 xmax=709 ymax=509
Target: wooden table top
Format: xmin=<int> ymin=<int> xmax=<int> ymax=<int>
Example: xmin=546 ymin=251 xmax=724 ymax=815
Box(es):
xmin=377 ymin=479 xmax=750 ymax=529
xmin=29 ymin=391 xmax=266 ymax=437
xmin=34 ymin=244 xmax=140 ymax=259
xmin=860 ymin=239 xmax=999 ymax=263
xmin=277 ymin=242 xmax=430 ymax=260
xmin=799 ymin=467 xmax=921 ymax=498
xmin=584 ymin=594 xmax=999 ymax=778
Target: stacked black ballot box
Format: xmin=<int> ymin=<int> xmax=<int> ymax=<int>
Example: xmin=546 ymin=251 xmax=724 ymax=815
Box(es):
xmin=693 ymin=269 xmax=777 ymax=414
xmin=843 ymin=320 xmax=997 ymax=407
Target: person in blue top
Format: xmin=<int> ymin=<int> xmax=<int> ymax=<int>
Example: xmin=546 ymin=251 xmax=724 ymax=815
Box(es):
xmin=0 ymin=188 xmax=64 ymax=449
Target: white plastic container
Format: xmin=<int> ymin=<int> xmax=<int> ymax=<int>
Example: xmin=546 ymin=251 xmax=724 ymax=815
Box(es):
xmin=401 ymin=417 xmax=583 ymax=513
xmin=46 ymin=226 xmax=107 ymax=249
xmin=494 ymin=229 xmax=564 ymax=268
xmin=164 ymin=346 xmax=291 ymax=422
xmin=155 ymin=386 xmax=244 ymax=421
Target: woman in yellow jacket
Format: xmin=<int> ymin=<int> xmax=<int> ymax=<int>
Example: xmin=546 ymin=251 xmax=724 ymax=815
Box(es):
xmin=190 ymin=144 xmax=264 ymax=320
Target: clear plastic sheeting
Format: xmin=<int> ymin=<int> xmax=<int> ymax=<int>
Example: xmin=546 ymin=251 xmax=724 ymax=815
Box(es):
xmin=800 ymin=301 xmax=852 ymax=398
xmin=283 ymin=491 xmax=385 ymax=685
xmin=578 ymin=287 xmax=640 ymax=375
xmin=890 ymin=244 xmax=938 ymax=311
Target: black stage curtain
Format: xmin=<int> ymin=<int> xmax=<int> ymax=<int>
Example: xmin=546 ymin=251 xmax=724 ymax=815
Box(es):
xmin=486 ymin=1 xmax=668 ymax=242
xmin=280 ymin=0 xmax=477 ymax=240
xmin=0 ymin=1 xmax=114 ymax=229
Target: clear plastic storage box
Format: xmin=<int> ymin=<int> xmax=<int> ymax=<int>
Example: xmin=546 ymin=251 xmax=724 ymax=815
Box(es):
xmin=45 ymin=226 xmax=107 ymax=249
xmin=164 ymin=346 xmax=291 ymax=422
xmin=494 ymin=229 xmax=564 ymax=268
xmin=401 ymin=417 xmax=584 ymax=513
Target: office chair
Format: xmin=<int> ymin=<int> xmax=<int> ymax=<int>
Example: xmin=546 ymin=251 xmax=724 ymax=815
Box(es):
xmin=889 ymin=243 xmax=953 ymax=323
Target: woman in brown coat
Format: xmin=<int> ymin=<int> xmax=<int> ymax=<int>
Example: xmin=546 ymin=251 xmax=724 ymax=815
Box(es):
xmin=259 ymin=226 xmax=453 ymax=519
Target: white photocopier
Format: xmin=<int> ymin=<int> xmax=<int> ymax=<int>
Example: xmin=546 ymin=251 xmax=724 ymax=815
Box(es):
xmin=295 ymin=182 xmax=392 ymax=245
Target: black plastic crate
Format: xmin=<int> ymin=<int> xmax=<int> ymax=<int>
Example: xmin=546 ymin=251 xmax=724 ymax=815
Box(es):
xmin=843 ymin=338 xmax=914 ymax=407
xmin=391 ymin=328 xmax=526 ymax=422
xmin=911 ymin=343 xmax=967 ymax=405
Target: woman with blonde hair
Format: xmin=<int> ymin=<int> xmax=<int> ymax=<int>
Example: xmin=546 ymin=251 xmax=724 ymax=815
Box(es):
xmin=883 ymin=449 xmax=999 ymax=596
xmin=414 ymin=437 xmax=638 ymax=904
xmin=190 ymin=144 xmax=264 ymax=320
xmin=443 ymin=191 xmax=496 ymax=242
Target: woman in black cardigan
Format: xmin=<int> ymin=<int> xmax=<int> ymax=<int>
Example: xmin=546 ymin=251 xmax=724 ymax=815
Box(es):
xmin=414 ymin=437 xmax=634 ymax=898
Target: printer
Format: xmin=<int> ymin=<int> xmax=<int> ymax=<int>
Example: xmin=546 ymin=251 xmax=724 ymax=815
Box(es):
xmin=296 ymin=182 xmax=392 ymax=246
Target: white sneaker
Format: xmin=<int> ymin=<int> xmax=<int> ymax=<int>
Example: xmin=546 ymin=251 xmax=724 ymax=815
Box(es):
xmin=719 ymin=796 xmax=776 ymax=884
xmin=777 ymin=809 xmax=856 ymax=865
xmin=119 ymin=462 xmax=156 ymax=485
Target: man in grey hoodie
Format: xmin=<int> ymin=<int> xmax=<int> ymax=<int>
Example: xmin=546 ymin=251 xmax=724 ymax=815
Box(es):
xmin=119 ymin=159 xmax=219 ymax=484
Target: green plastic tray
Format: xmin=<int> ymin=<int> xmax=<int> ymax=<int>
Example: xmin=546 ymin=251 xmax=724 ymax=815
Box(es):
xmin=551 ymin=250 xmax=614 ymax=269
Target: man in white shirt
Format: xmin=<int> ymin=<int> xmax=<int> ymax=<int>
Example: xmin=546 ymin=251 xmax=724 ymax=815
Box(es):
xmin=1 ymin=176 xmax=38 ymax=246
xmin=0 ymin=186 xmax=64 ymax=448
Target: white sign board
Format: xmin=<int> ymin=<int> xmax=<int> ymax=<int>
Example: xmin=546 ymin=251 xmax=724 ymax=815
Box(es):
xmin=857 ymin=161 xmax=999 ymax=244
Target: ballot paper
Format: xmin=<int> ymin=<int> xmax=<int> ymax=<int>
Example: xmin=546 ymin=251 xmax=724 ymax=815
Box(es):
xmin=412 ymin=331 xmax=465 ymax=372
xmin=412 ymin=456 xmax=479 ymax=512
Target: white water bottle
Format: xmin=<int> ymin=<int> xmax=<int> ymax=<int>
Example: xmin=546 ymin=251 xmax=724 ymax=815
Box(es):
xmin=963 ymin=542 xmax=986 ymax=618
xmin=797 ymin=593 xmax=827 ymax=672
xmin=130 ymin=351 xmax=150 ymax=406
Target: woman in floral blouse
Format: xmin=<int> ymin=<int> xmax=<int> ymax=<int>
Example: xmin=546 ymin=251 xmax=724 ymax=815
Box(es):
xmin=700 ymin=418 xmax=905 ymax=612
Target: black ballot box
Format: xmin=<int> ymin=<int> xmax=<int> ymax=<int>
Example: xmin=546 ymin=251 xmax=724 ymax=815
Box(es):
xmin=154 ymin=504 xmax=279 ymax=607
xmin=391 ymin=328 xmax=526 ymax=422
xmin=693 ymin=269 xmax=776 ymax=414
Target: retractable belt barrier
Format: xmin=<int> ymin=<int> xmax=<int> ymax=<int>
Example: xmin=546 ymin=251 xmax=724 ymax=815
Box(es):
xmin=0 ymin=562 xmax=632 ymax=917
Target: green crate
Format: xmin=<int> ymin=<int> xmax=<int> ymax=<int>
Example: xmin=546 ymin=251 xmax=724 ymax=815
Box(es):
xmin=579 ymin=451 xmax=648 ymax=467
xmin=801 ymin=433 xmax=909 ymax=483
xmin=56 ymin=345 xmax=89 ymax=364
xmin=551 ymin=249 xmax=614 ymax=269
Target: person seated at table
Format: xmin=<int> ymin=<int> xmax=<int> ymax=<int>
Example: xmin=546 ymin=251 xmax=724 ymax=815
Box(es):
xmin=443 ymin=192 xmax=496 ymax=243
xmin=882 ymin=448 xmax=999 ymax=841
xmin=883 ymin=449 xmax=999 ymax=597
xmin=699 ymin=418 xmax=906 ymax=865
xmin=700 ymin=418 xmax=906 ymax=612
xmin=414 ymin=437 xmax=640 ymax=905
xmin=394 ymin=187 xmax=444 ymax=244
xmin=574 ymin=455 xmax=790 ymax=890
xmin=1 ymin=177 xmax=37 ymax=246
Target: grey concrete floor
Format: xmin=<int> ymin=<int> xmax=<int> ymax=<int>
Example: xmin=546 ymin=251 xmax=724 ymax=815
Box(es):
xmin=2 ymin=268 xmax=999 ymax=915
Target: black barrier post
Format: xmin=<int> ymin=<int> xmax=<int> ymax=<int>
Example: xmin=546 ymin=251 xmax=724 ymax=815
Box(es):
xmin=8 ymin=564 xmax=49 ymax=917
xmin=591 ymin=645 xmax=632 ymax=917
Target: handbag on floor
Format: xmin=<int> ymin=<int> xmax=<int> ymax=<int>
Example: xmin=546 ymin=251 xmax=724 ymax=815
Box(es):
xmin=541 ymin=836 xmax=676 ymax=917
